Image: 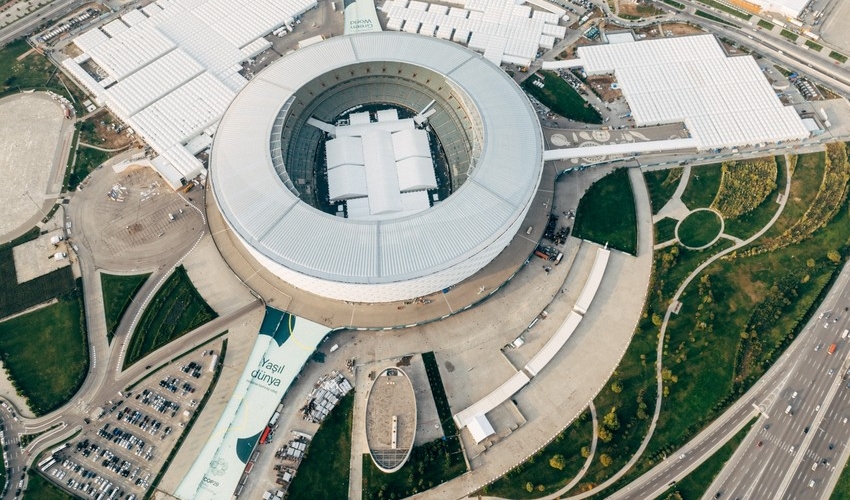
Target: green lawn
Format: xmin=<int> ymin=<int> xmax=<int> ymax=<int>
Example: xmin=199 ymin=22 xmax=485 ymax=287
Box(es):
xmin=0 ymin=40 xmax=85 ymax=112
xmin=833 ymin=455 xmax=850 ymax=499
xmin=101 ymin=272 xmax=150 ymax=343
xmin=661 ymin=0 xmax=684 ymax=8
xmin=573 ymin=168 xmax=638 ymax=255
xmin=0 ymin=289 xmax=88 ymax=416
xmin=362 ymin=436 xmax=467 ymax=499
xmin=757 ymin=19 xmax=774 ymax=30
xmin=68 ymin=145 xmax=112 ymax=191
xmin=0 ymin=245 xmax=76 ymax=319
xmin=805 ymin=40 xmax=823 ymax=52
xmin=677 ymin=211 xmax=722 ymax=248
xmin=830 ymin=51 xmax=849 ymax=64
xmin=780 ymin=29 xmax=799 ymax=41
xmin=643 ymin=168 xmax=683 ymax=215
xmin=521 ymin=70 xmax=603 ymax=124
xmin=694 ymin=10 xmax=734 ymax=25
xmin=723 ymin=155 xmax=786 ymax=240
xmin=695 ymin=0 xmax=751 ymax=19
xmin=23 ymin=472 xmax=76 ymax=500
xmin=656 ymin=217 xmax=679 ymax=244
xmin=479 ymin=410 xmax=593 ymax=498
xmin=288 ymin=392 xmax=354 ymax=500
xmin=662 ymin=419 xmax=756 ymax=499
xmin=124 ymin=265 xmax=216 ymax=368
xmin=680 ymin=163 xmax=723 ymax=210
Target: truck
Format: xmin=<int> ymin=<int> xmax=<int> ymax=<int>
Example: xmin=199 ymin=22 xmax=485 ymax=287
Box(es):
xmin=534 ymin=250 xmax=550 ymax=260
xmin=828 ymin=343 xmax=837 ymax=355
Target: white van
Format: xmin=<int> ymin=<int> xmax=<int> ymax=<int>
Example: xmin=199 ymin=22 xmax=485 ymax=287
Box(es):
xmin=786 ymin=405 xmax=793 ymax=415
xmin=843 ymin=329 xmax=848 ymax=339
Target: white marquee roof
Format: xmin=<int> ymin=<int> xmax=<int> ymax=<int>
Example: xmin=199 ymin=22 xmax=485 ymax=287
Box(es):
xmin=574 ymin=35 xmax=808 ymax=150
xmin=211 ymin=33 xmax=544 ymax=290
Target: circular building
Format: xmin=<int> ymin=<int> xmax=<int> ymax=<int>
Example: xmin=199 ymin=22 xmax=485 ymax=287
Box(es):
xmin=365 ymin=367 xmax=417 ymax=473
xmin=210 ymin=32 xmax=544 ymax=303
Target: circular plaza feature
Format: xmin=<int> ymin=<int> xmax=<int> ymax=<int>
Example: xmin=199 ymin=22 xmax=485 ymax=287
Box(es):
xmin=676 ymin=209 xmax=724 ymax=249
xmin=210 ymin=32 xmax=544 ymax=303
xmin=365 ymin=367 xmax=417 ymax=473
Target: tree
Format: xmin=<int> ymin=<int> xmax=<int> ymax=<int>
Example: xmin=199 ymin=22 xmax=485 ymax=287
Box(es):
xmin=828 ymin=250 xmax=842 ymax=263
xmin=611 ymin=380 xmax=623 ymax=393
xmin=549 ymin=454 xmax=567 ymax=470
xmin=599 ymin=454 xmax=612 ymax=467
xmin=580 ymin=446 xmax=590 ymax=458
xmin=526 ymin=482 xmax=534 ymax=493
xmin=597 ymin=427 xmax=613 ymax=443
xmin=602 ymin=407 xmax=620 ymax=431
xmin=651 ymin=313 xmax=663 ymax=327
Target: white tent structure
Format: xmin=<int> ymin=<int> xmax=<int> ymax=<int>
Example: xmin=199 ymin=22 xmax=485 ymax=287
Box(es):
xmin=62 ymin=0 xmax=317 ymax=187
xmin=543 ymin=35 xmax=809 ymax=151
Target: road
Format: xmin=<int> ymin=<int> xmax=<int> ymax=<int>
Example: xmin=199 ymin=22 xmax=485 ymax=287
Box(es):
xmin=0 ymin=0 xmax=86 ymax=46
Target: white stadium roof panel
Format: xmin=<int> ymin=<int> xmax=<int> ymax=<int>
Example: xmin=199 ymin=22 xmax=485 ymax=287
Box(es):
xmin=327 ymin=136 xmax=364 ymax=168
xmin=141 ymin=2 xmax=163 ymax=15
xmin=157 ymin=11 xmax=247 ymax=76
xmin=86 ymin=27 xmax=177 ymax=80
xmin=396 ymin=157 xmax=437 ymax=192
xmin=391 ymin=128 xmax=429 ymax=161
xmin=328 ymin=164 xmax=369 ymax=201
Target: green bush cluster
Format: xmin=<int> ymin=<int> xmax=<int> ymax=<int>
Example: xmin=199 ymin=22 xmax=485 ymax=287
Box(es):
xmin=712 ymin=158 xmax=777 ymax=218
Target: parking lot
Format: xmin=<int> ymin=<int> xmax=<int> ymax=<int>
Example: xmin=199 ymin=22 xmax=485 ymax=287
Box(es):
xmin=37 ymin=349 xmax=218 ymax=499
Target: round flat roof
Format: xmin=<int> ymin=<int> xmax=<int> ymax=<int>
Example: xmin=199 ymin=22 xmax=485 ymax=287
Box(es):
xmin=211 ymin=32 xmax=543 ymax=287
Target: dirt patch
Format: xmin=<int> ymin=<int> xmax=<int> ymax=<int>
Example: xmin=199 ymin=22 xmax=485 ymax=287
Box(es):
xmin=586 ymin=74 xmax=623 ymax=103
xmin=79 ymin=110 xmax=135 ymax=150
xmin=661 ymin=22 xmax=706 ymax=35
xmin=444 ymin=361 xmax=455 ymax=372
xmin=63 ymin=43 xmax=82 ymax=59
xmin=618 ymin=0 xmax=663 ymax=18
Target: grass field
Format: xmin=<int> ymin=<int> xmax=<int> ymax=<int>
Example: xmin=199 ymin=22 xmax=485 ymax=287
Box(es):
xmin=124 ymin=266 xmax=216 ymax=368
xmin=763 ymin=153 xmax=823 ymax=239
xmin=573 ymin=168 xmax=638 ymax=255
xmin=830 ymin=51 xmax=849 ymax=64
xmin=101 ymin=272 xmax=150 ymax=344
xmin=286 ymin=392 xmax=354 ymax=500
xmin=656 ymin=217 xmax=678 ymax=244
xmin=780 ymin=29 xmax=799 ymax=41
xmin=661 ymin=419 xmax=755 ymax=499
xmin=521 ymin=70 xmax=603 ymax=124
xmin=480 ymin=410 xmax=593 ymax=498
xmin=695 ymin=0 xmax=751 ymax=19
xmin=23 ymin=471 xmax=75 ymax=500
xmin=677 ymin=211 xmax=722 ymax=248
xmin=833 ymin=456 xmax=850 ymax=499
xmin=68 ymin=145 xmax=112 ymax=190
xmin=643 ymin=168 xmax=683 ymax=214
xmin=362 ymin=436 xmax=467 ymax=499
xmin=680 ymin=163 xmax=723 ymax=210
xmin=805 ymin=40 xmax=823 ymax=52
xmin=723 ymin=156 xmax=785 ymax=240
xmin=0 ymin=245 xmax=76 ymax=319
xmin=757 ymin=19 xmax=774 ymax=30
xmin=0 ymin=288 xmax=88 ymax=416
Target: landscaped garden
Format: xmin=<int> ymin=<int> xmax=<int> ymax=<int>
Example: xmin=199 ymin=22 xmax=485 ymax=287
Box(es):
xmin=124 ymin=266 xmax=216 ymax=368
xmin=676 ymin=210 xmax=722 ymax=248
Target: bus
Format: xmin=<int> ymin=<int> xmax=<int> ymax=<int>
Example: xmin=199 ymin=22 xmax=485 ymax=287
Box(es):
xmin=828 ymin=343 xmax=837 ymax=355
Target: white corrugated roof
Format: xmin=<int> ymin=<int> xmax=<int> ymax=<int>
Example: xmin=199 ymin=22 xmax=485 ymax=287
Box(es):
xmin=211 ymin=33 xmax=543 ymax=289
xmin=570 ymin=35 xmax=809 ymax=150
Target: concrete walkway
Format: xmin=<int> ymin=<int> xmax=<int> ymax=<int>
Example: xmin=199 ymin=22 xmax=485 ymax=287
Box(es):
xmin=652 ymin=164 xmax=691 ymax=223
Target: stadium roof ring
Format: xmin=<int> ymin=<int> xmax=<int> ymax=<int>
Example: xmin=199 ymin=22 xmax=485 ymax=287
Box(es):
xmin=210 ymin=32 xmax=544 ymax=303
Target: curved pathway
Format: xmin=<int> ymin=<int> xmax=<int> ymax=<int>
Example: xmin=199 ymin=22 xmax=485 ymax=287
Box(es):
xmin=540 ymin=402 xmax=599 ymax=499
xmin=566 ymin=156 xmax=792 ymax=499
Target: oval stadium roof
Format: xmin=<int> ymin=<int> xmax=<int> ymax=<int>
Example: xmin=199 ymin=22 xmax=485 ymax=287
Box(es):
xmin=211 ymin=32 xmax=544 ymax=302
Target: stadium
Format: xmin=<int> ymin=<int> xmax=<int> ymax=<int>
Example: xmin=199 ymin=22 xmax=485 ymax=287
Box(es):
xmin=210 ymin=32 xmax=545 ymax=304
